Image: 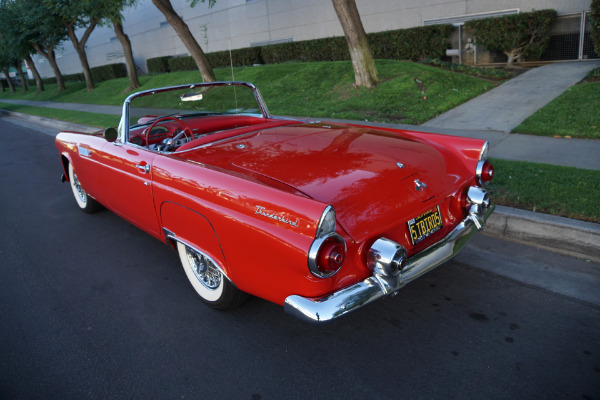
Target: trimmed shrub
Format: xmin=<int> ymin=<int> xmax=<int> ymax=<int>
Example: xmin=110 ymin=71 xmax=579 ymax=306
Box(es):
xmin=148 ymin=24 xmax=453 ymax=73
xmin=90 ymin=63 xmax=126 ymax=81
xmin=465 ymin=9 xmax=557 ymax=66
xmin=206 ymin=47 xmax=263 ymax=68
xmin=591 ymin=0 xmax=600 ymax=56
xmin=370 ymin=24 xmax=454 ymax=60
xmin=37 ymin=63 xmax=125 ymax=85
xmin=168 ymin=56 xmax=196 ymax=72
xmin=147 ymin=56 xmax=171 ymax=73
xmin=261 ymin=25 xmax=452 ymax=64
xmin=167 ymin=48 xmax=264 ymax=72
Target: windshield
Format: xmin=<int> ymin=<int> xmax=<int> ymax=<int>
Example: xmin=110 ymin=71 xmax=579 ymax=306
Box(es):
xmin=126 ymin=82 xmax=267 ymax=129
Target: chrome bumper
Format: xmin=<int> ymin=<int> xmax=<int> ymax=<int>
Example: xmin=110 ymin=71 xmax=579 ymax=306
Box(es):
xmin=284 ymin=202 xmax=495 ymax=323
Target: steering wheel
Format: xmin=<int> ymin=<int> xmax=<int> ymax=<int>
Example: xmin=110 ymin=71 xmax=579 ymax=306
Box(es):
xmin=145 ymin=116 xmax=193 ymax=147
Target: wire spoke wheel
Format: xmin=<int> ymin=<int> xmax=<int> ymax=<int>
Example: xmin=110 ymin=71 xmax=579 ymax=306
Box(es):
xmin=176 ymin=242 xmax=247 ymax=309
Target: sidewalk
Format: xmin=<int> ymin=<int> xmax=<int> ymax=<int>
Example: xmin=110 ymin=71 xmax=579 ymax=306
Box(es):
xmin=423 ymin=60 xmax=600 ymax=132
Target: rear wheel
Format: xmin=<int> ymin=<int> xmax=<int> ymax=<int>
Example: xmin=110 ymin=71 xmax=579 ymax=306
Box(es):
xmin=68 ymin=163 xmax=103 ymax=213
xmin=176 ymin=242 xmax=247 ymax=310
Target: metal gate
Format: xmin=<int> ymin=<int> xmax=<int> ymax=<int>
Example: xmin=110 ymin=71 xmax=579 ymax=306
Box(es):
xmin=540 ymin=12 xmax=599 ymax=61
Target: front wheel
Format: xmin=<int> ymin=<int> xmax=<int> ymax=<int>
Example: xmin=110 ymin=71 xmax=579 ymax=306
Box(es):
xmin=176 ymin=242 xmax=247 ymax=310
xmin=68 ymin=163 xmax=102 ymax=213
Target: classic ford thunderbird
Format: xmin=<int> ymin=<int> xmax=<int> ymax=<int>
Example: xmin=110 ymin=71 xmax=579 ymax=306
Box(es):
xmin=56 ymin=81 xmax=494 ymax=323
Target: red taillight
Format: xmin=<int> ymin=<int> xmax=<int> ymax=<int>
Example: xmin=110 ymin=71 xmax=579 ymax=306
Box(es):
xmin=480 ymin=160 xmax=494 ymax=183
xmin=449 ymin=185 xmax=470 ymax=219
xmin=309 ymin=233 xmax=346 ymax=278
xmin=316 ymin=236 xmax=346 ymax=275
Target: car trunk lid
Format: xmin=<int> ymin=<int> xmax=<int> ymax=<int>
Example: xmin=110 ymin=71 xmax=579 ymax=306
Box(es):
xmin=229 ymin=124 xmax=452 ymax=242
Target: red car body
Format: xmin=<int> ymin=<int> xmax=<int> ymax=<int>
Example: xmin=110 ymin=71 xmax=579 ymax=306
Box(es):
xmin=56 ymin=81 xmax=494 ymax=323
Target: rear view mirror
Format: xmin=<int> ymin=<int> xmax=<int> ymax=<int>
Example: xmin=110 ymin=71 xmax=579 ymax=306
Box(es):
xmin=104 ymin=127 xmax=118 ymax=142
xmin=180 ymin=92 xmax=203 ymax=102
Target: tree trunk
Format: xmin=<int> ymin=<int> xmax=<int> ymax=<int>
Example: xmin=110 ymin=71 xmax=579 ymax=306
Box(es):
xmin=2 ymin=67 xmax=16 ymax=93
xmin=151 ymin=0 xmax=216 ymax=82
xmin=504 ymin=48 xmax=520 ymax=68
xmin=112 ymin=18 xmax=140 ymax=91
xmin=66 ymin=19 xmax=97 ymax=91
xmin=14 ymin=60 xmax=28 ymax=92
xmin=32 ymin=42 xmax=66 ymax=92
xmin=332 ymin=0 xmax=379 ymax=88
xmin=24 ymin=54 xmax=44 ymax=93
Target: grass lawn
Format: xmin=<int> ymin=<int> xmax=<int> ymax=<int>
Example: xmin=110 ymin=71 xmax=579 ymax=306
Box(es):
xmin=513 ymin=80 xmax=600 ymax=140
xmin=0 ymin=60 xmax=496 ymax=125
xmin=0 ymin=102 xmax=119 ymax=128
xmin=490 ymin=158 xmax=600 ymax=223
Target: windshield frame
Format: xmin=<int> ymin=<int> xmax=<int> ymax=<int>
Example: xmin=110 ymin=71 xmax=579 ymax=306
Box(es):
xmin=116 ymin=81 xmax=271 ymax=144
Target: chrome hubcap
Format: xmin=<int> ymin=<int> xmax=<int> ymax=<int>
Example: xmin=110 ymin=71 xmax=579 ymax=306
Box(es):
xmin=185 ymin=247 xmax=221 ymax=290
xmin=72 ymin=171 xmax=87 ymax=203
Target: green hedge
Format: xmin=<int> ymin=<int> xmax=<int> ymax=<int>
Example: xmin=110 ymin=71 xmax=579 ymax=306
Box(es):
xmin=147 ymin=24 xmax=454 ymax=73
xmin=261 ymin=37 xmax=350 ymax=64
xmin=40 ymin=73 xmax=83 ymax=85
xmin=39 ymin=63 xmax=126 ymax=85
xmin=207 ymin=47 xmax=263 ymax=67
xmin=91 ymin=63 xmax=126 ymax=81
xmin=370 ymin=24 xmax=454 ymax=60
xmin=591 ymin=0 xmax=600 ymax=56
xmin=147 ymin=56 xmax=171 ymax=73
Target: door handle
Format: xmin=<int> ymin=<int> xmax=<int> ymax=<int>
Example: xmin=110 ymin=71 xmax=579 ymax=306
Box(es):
xmin=136 ymin=163 xmax=150 ymax=174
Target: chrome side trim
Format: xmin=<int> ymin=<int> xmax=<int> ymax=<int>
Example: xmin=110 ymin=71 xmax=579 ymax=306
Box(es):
xmin=284 ymin=201 xmax=495 ymax=323
xmin=479 ymin=141 xmax=489 ymax=160
xmin=162 ymin=228 xmax=232 ymax=283
xmin=78 ymin=146 xmax=92 ymax=157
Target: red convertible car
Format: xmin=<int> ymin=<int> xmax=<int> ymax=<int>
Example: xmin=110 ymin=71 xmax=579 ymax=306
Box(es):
xmin=56 ymin=81 xmax=494 ymax=323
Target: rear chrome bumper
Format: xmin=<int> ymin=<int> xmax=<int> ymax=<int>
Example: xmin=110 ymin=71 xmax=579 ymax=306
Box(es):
xmin=284 ymin=202 xmax=495 ymax=323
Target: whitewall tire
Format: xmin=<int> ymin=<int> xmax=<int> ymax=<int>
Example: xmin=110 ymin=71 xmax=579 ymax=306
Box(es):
xmin=68 ymin=163 xmax=102 ymax=213
xmin=176 ymin=242 xmax=247 ymax=309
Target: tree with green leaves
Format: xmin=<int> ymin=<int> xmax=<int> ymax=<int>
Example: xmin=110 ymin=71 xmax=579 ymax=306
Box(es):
xmin=591 ymin=0 xmax=600 ymax=56
xmin=12 ymin=0 xmax=69 ymax=92
xmin=43 ymin=0 xmax=101 ymax=91
xmin=152 ymin=0 xmax=216 ymax=82
xmin=24 ymin=54 xmax=45 ymax=93
xmin=13 ymin=60 xmax=28 ymax=92
xmin=332 ymin=0 xmax=379 ymax=88
xmin=465 ymin=9 xmax=557 ymax=67
xmin=0 ymin=40 xmax=16 ymax=93
xmin=0 ymin=0 xmax=44 ymax=92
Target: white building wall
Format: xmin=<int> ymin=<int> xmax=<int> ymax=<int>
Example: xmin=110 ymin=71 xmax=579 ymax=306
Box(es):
xmin=32 ymin=0 xmax=592 ymax=78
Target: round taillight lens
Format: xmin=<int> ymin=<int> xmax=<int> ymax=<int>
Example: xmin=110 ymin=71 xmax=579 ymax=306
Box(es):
xmin=316 ymin=236 xmax=346 ymax=275
xmin=449 ymin=185 xmax=470 ymax=219
xmin=308 ymin=233 xmax=347 ymax=278
xmin=481 ymin=160 xmax=494 ymax=182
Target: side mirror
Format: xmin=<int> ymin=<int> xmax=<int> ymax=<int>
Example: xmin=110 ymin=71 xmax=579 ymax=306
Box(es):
xmin=104 ymin=127 xmax=118 ymax=143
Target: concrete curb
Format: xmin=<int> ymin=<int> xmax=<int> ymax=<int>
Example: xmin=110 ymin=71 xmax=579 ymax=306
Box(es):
xmin=485 ymin=205 xmax=600 ymax=262
xmin=2 ymin=109 xmax=599 ymax=261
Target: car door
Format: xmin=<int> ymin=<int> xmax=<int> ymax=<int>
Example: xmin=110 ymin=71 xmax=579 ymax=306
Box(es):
xmin=96 ymin=142 xmax=161 ymax=236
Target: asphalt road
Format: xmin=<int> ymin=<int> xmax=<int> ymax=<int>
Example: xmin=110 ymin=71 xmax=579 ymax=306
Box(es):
xmin=1 ymin=117 xmax=599 ymax=400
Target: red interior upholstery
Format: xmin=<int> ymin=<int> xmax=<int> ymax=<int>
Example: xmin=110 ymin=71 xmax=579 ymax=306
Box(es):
xmin=188 ymin=115 xmax=267 ymax=136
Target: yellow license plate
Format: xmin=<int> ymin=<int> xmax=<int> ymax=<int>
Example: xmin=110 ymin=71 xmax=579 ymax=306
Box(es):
xmin=408 ymin=207 xmax=443 ymax=245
